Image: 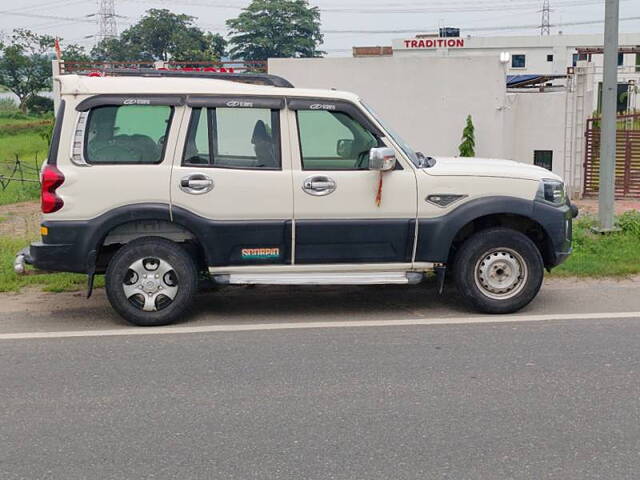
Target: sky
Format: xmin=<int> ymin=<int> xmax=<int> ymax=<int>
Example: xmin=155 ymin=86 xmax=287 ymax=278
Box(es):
xmin=0 ymin=0 xmax=639 ymax=56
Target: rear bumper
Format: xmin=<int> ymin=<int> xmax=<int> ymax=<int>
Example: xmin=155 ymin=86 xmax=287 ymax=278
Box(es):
xmin=15 ymin=242 xmax=88 ymax=274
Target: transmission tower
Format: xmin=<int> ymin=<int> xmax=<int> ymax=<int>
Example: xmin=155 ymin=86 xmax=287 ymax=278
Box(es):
xmin=96 ymin=0 xmax=118 ymax=42
xmin=540 ymin=0 xmax=551 ymax=35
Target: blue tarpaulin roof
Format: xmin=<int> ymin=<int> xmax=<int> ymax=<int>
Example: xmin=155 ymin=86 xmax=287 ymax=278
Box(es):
xmin=507 ymin=74 xmax=566 ymax=88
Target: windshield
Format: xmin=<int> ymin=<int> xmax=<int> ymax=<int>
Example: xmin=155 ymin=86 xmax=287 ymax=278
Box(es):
xmin=360 ymin=101 xmax=421 ymax=166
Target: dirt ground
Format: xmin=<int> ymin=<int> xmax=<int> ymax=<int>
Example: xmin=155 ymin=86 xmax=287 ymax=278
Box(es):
xmin=574 ymin=198 xmax=640 ymax=216
xmin=0 ymin=201 xmax=40 ymax=237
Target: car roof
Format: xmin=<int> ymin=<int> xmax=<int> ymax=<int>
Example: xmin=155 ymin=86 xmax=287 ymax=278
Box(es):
xmin=58 ymin=74 xmax=361 ymax=103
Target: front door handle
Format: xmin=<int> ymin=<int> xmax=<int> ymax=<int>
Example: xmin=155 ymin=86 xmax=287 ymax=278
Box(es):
xmin=180 ymin=173 xmax=214 ymax=195
xmin=302 ymin=175 xmax=337 ymax=196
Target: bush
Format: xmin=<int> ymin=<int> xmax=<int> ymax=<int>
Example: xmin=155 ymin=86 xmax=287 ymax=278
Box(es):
xmin=0 ymin=97 xmax=18 ymax=112
xmin=25 ymin=95 xmax=53 ymax=115
xmin=617 ymin=210 xmax=640 ymax=237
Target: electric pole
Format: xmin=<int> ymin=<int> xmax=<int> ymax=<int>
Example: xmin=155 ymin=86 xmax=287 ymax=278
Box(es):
xmin=598 ymin=0 xmax=620 ymax=231
xmin=541 ymin=0 xmax=551 ymax=35
xmin=96 ymin=0 xmax=118 ymax=43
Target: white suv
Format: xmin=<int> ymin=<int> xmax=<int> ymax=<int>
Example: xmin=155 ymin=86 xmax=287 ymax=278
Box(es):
xmin=15 ymin=70 xmax=577 ymax=326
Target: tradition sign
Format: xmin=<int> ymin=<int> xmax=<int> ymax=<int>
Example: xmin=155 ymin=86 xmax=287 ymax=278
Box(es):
xmin=399 ymin=38 xmax=465 ymax=49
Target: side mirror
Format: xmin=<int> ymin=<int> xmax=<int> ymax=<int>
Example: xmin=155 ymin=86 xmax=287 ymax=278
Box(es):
xmin=336 ymin=139 xmax=354 ymax=159
xmin=369 ymin=147 xmax=396 ymax=171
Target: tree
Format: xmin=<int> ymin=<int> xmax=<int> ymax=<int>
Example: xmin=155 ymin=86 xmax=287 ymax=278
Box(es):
xmin=0 ymin=29 xmax=54 ymax=112
xmin=226 ymin=0 xmax=324 ymax=60
xmin=91 ymin=9 xmax=226 ymax=62
xmin=60 ymin=43 xmax=92 ymax=63
xmin=458 ymin=115 xmax=476 ymax=157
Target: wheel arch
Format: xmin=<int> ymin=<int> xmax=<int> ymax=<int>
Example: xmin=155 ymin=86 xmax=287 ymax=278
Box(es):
xmin=62 ymin=204 xmax=209 ymax=274
xmin=416 ymin=196 xmax=555 ymax=268
xmin=447 ymin=213 xmax=554 ymax=268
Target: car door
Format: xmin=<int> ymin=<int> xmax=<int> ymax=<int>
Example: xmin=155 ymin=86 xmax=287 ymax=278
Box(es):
xmin=170 ymin=96 xmax=294 ymax=267
xmin=288 ymin=99 xmax=418 ymax=265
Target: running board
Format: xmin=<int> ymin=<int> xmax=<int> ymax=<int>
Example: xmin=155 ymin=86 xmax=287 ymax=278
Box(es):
xmin=214 ymin=271 xmax=424 ymax=286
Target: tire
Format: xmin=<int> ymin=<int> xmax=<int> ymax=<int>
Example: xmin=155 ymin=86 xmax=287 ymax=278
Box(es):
xmin=105 ymin=237 xmax=198 ymax=326
xmin=453 ymin=228 xmax=544 ymax=314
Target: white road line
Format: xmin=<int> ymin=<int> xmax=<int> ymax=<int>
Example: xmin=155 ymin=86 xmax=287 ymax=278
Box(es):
xmin=1 ymin=311 xmax=640 ymax=341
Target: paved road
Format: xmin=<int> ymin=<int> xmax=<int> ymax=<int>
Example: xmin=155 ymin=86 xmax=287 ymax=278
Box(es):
xmin=1 ymin=278 xmax=639 ymax=479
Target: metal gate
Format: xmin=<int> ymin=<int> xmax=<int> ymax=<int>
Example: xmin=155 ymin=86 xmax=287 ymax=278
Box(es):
xmin=584 ymin=113 xmax=640 ymax=197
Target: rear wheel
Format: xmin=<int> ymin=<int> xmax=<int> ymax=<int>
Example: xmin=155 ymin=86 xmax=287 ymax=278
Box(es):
xmin=453 ymin=228 xmax=544 ymax=314
xmin=105 ymin=237 xmax=198 ymax=326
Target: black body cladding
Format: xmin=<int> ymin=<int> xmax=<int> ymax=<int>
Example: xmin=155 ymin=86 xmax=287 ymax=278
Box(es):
xmin=26 ymin=197 xmax=571 ymax=274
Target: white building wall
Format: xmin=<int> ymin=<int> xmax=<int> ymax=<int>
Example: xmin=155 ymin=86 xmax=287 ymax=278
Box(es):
xmin=506 ymin=91 xmax=567 ymax=177
xmin=392 ymin=33 xmax=640 ymax=77
xmin=270 ymin=56 xmax=510 ymax=159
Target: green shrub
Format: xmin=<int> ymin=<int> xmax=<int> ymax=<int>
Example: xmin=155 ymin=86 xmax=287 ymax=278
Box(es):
xmin=617 ymin=210 xmax=640 ymax=237
xmin=25 ymin=95 xmax=53 ymax=115
xmin=0 ymin=97 xmax=17 ymax=112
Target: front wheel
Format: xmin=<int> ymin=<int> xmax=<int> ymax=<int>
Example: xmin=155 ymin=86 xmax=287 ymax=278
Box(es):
xmin=105 ymin=237 xmax=198 ymax=326
xmin=453 ymin=228 xmax=544 ymax=314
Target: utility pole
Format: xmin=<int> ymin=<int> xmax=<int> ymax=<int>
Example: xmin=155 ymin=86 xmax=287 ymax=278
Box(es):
xmin=96 ymin=0 xmax=118 ymax=43
xmin=540 ymin=0 xmax=551 ymax=35
xmin=597 ymin=0 xmax=619 ymax=231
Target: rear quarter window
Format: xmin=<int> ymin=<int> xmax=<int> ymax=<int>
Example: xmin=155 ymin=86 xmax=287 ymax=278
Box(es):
xmin=85 ymin=105 xmax=173 ymax=164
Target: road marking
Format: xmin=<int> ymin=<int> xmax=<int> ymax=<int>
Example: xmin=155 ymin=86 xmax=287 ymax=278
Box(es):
xmin=1 ymin=311 xmax=640 ymax=340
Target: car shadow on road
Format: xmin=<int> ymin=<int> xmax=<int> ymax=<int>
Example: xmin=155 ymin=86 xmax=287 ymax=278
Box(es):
xmin=187 ymin=277 xmax=472 ymax=325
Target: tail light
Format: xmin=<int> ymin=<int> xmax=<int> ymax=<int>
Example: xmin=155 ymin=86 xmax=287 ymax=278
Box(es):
xmin=41 ymin=165 xmax=65 ymax=213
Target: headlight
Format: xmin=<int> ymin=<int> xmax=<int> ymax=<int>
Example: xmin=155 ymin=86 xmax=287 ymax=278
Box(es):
xmin=536 ymin=179 xmax=565 ymax=205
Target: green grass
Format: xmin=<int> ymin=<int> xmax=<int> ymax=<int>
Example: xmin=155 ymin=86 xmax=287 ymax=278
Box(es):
xmin=551 ymin=213 xmax=640 ymax=277
xmin=0 ymin=126 xmax=49 ymax=206
xmin=0 ymin=236 xmax=104 ymax=293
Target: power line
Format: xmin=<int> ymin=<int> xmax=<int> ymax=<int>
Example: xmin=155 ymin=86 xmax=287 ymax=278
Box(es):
xmin=0 ymin=10 xmax=97 ymax=24
xmin=119 ymin=0 xmax=630 ymax=14
xmin=321 ymin=15 xmax=640 ymax=34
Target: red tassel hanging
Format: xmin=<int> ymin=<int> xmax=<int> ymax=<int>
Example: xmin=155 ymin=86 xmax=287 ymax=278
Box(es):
xmin=375 ymin=171 xmax=383 ymax=207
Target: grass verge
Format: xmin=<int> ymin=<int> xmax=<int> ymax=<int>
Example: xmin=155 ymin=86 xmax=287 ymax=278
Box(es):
xmin=0 ymin=126 xmax=49 ymax=206
xmin=551 ymin=212 xmax=640 ymax=277
xmin=0 ymin=236 xmax=104 ymax=293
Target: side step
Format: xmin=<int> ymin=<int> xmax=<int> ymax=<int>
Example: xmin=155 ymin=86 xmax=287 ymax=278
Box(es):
xmin=214 ymin=271 xmax=424 ymax=286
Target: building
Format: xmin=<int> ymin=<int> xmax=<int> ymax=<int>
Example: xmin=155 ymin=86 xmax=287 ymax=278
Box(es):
xmin=390 ymin=33 xmax=640 ymax=76
xmin=271 ymin=32 xmax=640 ymax=199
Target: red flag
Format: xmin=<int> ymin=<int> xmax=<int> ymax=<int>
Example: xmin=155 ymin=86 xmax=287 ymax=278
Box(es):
xmin=54 ymin=38 xmax=62 ymax=61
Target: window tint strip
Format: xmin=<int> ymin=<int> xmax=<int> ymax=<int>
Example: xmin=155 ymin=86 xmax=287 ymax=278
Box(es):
xmin=76 ymin=94 xmax=184 ymax=111
xmin=187 ymin=96 xmax=284 ymax=110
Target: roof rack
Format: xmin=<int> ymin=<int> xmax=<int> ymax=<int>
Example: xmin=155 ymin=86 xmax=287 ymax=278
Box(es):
xmin=95 ymin=68 xmax=294 ymax=88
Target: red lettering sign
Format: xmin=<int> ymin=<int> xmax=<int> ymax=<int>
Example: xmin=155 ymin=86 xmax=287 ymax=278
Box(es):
xmin=402 ymin=38 xmax=465 ymax=49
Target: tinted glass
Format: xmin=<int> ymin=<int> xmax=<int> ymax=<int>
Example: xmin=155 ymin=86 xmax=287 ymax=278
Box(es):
xmin=297 ymin=110 xmax=379 ymax=170
xmin=85 ymin=105 xmax=172 ymax=164
xmin=183 ymin=107 xmax=280 ymax=169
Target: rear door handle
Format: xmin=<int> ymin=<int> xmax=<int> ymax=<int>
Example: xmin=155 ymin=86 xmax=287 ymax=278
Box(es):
xmin=180 ymin=173 xmax=214 ymax=194
xmin=302 ymin=176 xmax=337 ymax=196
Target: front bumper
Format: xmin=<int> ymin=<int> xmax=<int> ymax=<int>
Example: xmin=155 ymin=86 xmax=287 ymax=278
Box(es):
xmin=534 ymin=199 xmax=578 ymax=269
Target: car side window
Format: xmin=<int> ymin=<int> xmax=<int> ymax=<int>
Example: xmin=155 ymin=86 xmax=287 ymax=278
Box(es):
xmin=296 ymin=110 xmax=381 ymax=170
xmin=183 ymin=107 xmax=281 ymax=169
xmin=85 ymin=105 xmax=173 ymax=164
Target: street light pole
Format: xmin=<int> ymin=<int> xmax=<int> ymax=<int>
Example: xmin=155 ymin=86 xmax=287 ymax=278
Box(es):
xmin=598 ymin=0 xmax=620 ymax=231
